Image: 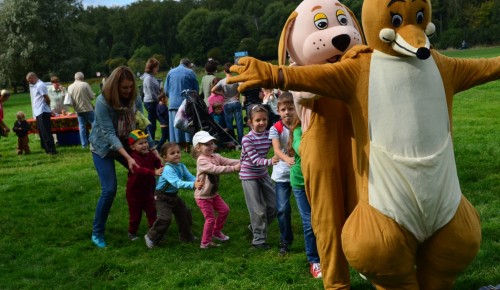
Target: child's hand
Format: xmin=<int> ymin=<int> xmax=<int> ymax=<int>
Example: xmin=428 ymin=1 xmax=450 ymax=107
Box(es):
xmin=155 ymin=167 xmax=164 ymax=176
xmin=194 ymin=179 xmax=204 ymax=190
xmin=285 ymin=156 xmax=295 ymax=166
xmin=271 ymin=155 xmax=279 ymax=165
xmin=234 ymin=163 xmax=241 ymax=171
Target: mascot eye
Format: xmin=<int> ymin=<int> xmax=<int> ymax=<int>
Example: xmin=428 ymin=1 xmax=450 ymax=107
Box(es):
xmin=314 ymin=13 xmax=328 ymax=30
xmin=336 ymin=10 xmax=348 ymax=26
xmin=416 ymin=10 xmax=424 ymax=24
xmin=391 ymin=13 xmax=403 ymax=27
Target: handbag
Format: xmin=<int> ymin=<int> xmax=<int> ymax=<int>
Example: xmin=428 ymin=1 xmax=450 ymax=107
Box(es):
xmin=174 ymin=99 xmax=189 ymax=131
xmin=63 ymin=93 xmax=73 ymax=106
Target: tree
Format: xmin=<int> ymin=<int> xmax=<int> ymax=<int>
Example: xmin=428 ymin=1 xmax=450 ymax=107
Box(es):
xmin=0 ymin=0 xmax=83 ymax=86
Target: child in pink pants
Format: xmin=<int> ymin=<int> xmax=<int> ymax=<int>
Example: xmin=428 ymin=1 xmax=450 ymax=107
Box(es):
xmin=192 ymin=131 xmax=240 ymax=249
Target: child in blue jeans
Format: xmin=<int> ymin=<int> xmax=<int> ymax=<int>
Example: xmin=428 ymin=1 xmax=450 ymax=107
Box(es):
xmin=269 ymin=92 xmax=296 ymax=255
xmin=288 ymin=116 xmax=322 ymax=279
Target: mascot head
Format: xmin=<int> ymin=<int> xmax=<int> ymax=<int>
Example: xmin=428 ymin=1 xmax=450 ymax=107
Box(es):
xmin=278 ymin=0 xmax=364 ymax=66
xmin=362 ymin=0 xmax=436 ymax=60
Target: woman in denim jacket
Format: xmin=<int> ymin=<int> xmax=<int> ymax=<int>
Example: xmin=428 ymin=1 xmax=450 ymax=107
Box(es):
xmin=89 ymin=66 xmax=159 ymax=248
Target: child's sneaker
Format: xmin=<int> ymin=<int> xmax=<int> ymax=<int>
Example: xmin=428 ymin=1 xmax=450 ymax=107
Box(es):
xmin=213 ymin=232 xmax=230 ymax=241
xmin=251 ymin=242 xmax=271 ymax=250
xmin=310 ymin=262 xmax=322 ymax=279
xmin=144 ymin=234 xmax=155 ymax=249
xmin=200 ymin=242 xmax=220 ymax=249
xmin=279 ymin=242 xmax=289 ymax=256
xmin=91 ymin=234 xmax=106 ymax=248
xmin=128 ymin=233 xmax=139 ymax=241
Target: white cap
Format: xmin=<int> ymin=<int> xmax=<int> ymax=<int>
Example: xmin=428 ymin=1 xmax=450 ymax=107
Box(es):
xmin=192 ymin=131 xmax=216 ymax=147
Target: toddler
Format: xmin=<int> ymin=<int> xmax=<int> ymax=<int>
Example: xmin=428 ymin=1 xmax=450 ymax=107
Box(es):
xmin=240 ymin=105 xmax=279 ymax=250
xmin=207 ymin=77 xmax=223 ymax=114
xmin=210 ymin=102 xmax=227 ymax=131
xmin=192 ymin=131 xmax=240 ymax=249
xmin=12 ymin=111 xmax=31 ymax=155
xmin=145 ymin=142 xmax=203 ymax=248
xmin=156 ymin=94 xmax=169 ymax=149
xmin=269 ymin=92 xmax=296 ymax=255
xmin=126 ymin=129 xmax=163 ymax=241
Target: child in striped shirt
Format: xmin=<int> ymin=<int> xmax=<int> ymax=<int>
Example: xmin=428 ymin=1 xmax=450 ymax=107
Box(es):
xmin=240 ymin=105 xmax=279 ymax=250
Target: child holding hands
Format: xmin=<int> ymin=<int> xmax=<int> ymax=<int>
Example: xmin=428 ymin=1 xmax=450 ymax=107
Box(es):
xmin=125 ymin=130 xmax=163 ymax=241
xmin=192 ymin=131 xmax=240 ymax=249
xmin=240 ymin=105 xmax=279 ymax=250
xmin=145 ymin=142 xmax=203 ymax=248
xmin=269 ymin=92 xmax=297 ymax=255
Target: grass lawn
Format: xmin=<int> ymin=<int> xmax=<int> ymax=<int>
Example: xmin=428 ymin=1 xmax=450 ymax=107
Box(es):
xmin=0 ymin=48 xmax=499 ymax=289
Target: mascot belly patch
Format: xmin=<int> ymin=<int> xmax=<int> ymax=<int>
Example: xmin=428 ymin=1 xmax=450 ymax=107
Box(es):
xmin=367 ymin=51 xmax=461 ymax=242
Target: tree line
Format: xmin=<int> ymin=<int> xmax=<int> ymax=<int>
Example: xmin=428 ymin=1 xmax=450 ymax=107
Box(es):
xmin=0 ymin=0 xmax=498 ymax=91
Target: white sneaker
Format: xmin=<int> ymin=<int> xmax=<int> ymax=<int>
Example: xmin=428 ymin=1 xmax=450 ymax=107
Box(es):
xmin=213 ymin=232 xmax=230 ymax=241
xmin=310 ymin=262 xmax=322 ymax=279
xmin=144 ymin=234 xmax=154 ymax=249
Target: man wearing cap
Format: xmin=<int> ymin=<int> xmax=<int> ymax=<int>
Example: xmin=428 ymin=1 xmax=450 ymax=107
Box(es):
xmin=163 ymin=58 xmax=199 ymax=152
xmin=26 ymin=72 xmax=57 ymax=155
xmin=68 ymin=72 xmax=96 ymax=148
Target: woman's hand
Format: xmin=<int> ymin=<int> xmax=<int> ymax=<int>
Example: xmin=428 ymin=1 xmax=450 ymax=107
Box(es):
xmin=127 ymin=157 xmax=139 ymax=173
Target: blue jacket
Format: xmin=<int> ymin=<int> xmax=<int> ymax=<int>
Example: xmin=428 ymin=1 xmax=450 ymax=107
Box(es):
xmin=164 ymin=64 xmax=199 ymax=110
xmin=89 ymin=95 xmax=154 ymax=158
xmin=156 ymin=162 xmax=196 ymax=194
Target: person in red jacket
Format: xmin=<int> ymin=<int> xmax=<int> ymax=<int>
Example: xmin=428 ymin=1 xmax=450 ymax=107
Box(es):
xmin=126 ymin=129 xmax=163 ymax=241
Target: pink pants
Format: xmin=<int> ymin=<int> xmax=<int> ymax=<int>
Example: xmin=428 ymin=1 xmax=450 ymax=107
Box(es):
xmin=195 ymin=195 xmax=230 ymax=245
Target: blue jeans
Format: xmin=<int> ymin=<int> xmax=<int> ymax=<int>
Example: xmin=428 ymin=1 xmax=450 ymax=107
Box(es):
xmin=157 ymin=126 xmax=169 ymax=150
xmin=292 ymin=187 xmax=320 ymax=263
xmin=77 ymin=111 xmax=95 ymax=148
xmin=168 ymin=109 xmax=192 ymax=143
xmin=223 ymin=102 xmax=244 ymax=144
xmin=276 ymin=181 xmax=293 ymax=245
xmin=92 ymin=152 xmax=127 ymax=236
xmin=144 ymin=101 xmax=158 ymax=140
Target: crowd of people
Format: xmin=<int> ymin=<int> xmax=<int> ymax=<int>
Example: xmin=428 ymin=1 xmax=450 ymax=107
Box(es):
xmin=0 ymin=58 xmax=322 ymax=279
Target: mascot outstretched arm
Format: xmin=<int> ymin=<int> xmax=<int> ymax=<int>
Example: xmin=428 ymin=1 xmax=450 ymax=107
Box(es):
xmin=277 ymin=0 xmax=363 ymax=288
xmin=230 ymin=0 xmax=500 ymax=288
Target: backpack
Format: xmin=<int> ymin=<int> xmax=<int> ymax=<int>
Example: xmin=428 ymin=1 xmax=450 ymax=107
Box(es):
xmin=273 ymin=120 xmax=284 ymax=134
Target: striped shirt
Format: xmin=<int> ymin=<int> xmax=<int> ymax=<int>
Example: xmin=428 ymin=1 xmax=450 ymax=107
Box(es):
xmin=239 ymin=130 xmax=273 ymax=180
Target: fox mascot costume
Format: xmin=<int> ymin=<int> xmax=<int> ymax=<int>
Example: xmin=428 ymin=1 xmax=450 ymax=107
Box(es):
xmin=277 ymin=0 xmax=363 ymax=288
xmin=228 ymin=0 xmax=500 ymax=288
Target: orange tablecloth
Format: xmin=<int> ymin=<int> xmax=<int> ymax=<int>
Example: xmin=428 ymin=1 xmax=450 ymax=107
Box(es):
xmin=27 ymin=114 xmax=86 ymax=134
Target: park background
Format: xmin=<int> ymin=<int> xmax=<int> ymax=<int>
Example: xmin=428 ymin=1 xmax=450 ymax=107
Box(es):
xmin=0 ymin=47 xmax=499 ymax=289
xmin=0 ymin=0 xmax=499 ymax=289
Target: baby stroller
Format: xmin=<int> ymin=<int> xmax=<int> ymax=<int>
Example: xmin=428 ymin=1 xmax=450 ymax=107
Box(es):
xmin=176 ymin=90 xmax=239 ymax=149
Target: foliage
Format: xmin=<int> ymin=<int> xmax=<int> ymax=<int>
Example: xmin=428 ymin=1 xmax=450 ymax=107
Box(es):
xmin=106 ymin=57 xmax=128 ymax=71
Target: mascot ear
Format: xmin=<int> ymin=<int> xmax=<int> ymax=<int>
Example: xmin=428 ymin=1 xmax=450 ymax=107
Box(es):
xmin=346 ymin=7 xmax=366 ymax=45
xmin=278 ymin=11 xmax=298 ymax=66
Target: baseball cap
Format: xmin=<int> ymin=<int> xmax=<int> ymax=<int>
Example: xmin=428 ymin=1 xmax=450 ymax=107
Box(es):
xmin=192 ymin=131 xmax=216 ymax=147
xmin=128 ymin=129 xmax=149 ymax=145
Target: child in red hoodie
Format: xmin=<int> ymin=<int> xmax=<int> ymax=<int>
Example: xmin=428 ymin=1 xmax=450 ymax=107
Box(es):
xmin=126 ymin=129 xmax=163 ymax=241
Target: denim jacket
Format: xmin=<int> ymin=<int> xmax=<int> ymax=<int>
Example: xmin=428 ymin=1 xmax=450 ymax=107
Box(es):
xmin=89 ymin=95 xmax=154 ymax=158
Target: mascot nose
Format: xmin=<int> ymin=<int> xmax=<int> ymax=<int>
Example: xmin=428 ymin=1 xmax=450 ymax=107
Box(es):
xmin=332 ymin=34 xmax=351 ymax=52
xmin=416 ymin=47 xmax=431 ymax=60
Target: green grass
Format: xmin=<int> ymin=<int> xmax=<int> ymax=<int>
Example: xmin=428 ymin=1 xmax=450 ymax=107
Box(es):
xmin=0 ymin=48 xmax=499 ymax=289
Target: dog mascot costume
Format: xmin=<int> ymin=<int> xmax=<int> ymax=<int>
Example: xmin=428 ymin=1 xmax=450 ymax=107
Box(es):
xmin=277 ymin=0 xmax=363 ymax=288
xmin=229 ymin=0 xmax=500 ymax=288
